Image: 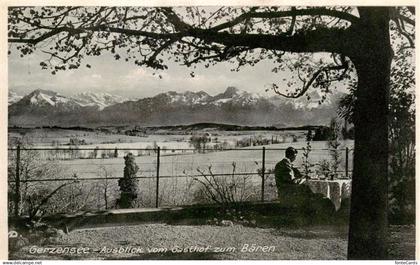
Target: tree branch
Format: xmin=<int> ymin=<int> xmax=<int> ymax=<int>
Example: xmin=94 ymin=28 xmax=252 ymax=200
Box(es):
xmin=183 ymin=54 xmax=220 ymax=67
xmin=389 ymin=7 xmax=415 ymax=26
xmin=37 ymin=7 xmax=81 ymax=19
xmin=394 ymin=18 xmax=415 ymax=48
xmin=396 ymin=13 xmax=415 ymax=26
xmin=16 ymin=16 xmax=56 ymax=30
xmin=9 ymin=27 xmax=84 ymax=44
xmin=29 ymin=182 xmax=71 ymax=219
xmin=210 ymin=7 xmax=359 ymax=31
xmin=144 ymin=39 xmax=176 ymax=69
xmin=272 ymin=61 xmax=349 ymax=98
xmin=76 ymin=7 xmax=106 ymax=28
xmin=159 ymin=7 xmax=192 ymax=31
xmin=10 ymin=24 xmax=350 ymax=55
xmin=189 ymin=27 xmax=350 ymax=54
xmin=107 ymin=15 xmax=148 ymax=25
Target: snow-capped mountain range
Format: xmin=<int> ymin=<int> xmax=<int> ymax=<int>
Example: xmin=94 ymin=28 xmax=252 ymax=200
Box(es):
xmin=9 ymin=89 xmax=128 ymax=110
xmin=8 ymin=87 xmax=344 ymax=127
xmin=72 ymin=92 xmax=128 ymax=110
xmin=154 ymin=87 xmax=264 ymax=107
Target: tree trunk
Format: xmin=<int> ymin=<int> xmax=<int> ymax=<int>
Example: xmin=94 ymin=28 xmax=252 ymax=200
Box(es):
xmin=347 ymin=8 xmax=392 ymax=259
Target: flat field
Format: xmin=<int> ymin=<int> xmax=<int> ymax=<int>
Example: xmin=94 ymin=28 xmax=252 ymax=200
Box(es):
xmin=8 ymin=128 xmax=354 ymax=209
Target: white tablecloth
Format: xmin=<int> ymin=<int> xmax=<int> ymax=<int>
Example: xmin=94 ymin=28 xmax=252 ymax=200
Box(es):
xmin=305 ymin=179 xmax=352 ymax=210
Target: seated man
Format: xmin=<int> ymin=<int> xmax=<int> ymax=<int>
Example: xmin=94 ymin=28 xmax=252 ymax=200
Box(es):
xmin=274 ymin=147 xmax=315 ymax=206
xmin=274 ymin=147 xmax=336 ymax=220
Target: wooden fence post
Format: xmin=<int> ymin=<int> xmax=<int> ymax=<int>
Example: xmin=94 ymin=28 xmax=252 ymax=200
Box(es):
xmin=261 ymin=147 xmax=266 ymax=202
xmin=155 ymin=146 xmax=160 ymax=208
xmin=345 ymin=147 xmax=349 ymax=179
xmin=14 ymin=145 xmax=21 ymax=217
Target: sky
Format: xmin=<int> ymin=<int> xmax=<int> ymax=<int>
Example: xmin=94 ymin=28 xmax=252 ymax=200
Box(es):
xmin=8 ymin=48 xmax=304 ymax=99
xmin=6 ymin=6 xmax=414 ymax=105
xmin=7 ymin=6 xmax=352 ymax=101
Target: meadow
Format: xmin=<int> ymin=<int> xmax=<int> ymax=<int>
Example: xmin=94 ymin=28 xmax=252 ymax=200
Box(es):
xmin=53 ymin=141 xmax=354 ymax=179
xmin=8 ymin=127 xmax=305 ymax=147
xmin=8 ymin=128 xmax=354 ymax=211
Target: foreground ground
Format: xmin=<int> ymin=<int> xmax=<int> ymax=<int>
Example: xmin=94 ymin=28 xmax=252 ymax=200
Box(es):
xmin=10 ymin=224 xmax=414 ymax=260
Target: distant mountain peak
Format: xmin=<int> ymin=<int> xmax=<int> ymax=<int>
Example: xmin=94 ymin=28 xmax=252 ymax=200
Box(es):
xmin=29 ymin=89 xmax=58 ymax=97
xmin=159 ymin=90 xmax=211 ymax=105
xmin=222 ymin=86 xmax=239 ymax=97
xmin=72 ymin=92 xmax=128 ymax=110
xmin=23 ymin=89 xmax=70 ymax=106
xmin=209 ymin=87 xmax=263 ymax=106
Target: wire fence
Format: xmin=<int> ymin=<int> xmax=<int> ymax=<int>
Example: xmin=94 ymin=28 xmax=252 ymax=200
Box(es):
xmin=7 ymin=145 xmax=353 ymax=217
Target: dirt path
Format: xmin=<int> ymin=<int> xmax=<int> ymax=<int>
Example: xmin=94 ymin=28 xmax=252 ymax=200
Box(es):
xmin=12 ymin=224 xmax=348 ymax=260
xmin=10 ymin=224 xmax=414 ymax=260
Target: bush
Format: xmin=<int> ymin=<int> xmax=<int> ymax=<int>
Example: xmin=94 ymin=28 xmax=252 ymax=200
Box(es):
xmin=327 ymin=118 xmax=343 ymax=179
xmin=301 ymin=139 xmax=315 ymax=178
xmin=192 ymin=163 xmax=258 ymax=206
xmin=316 ymin=160 xmax=331 ymax=180
xmin=388 ymin=74 xmax=415 ymax=224
xmin=189 ymin=134 xmax=210 ymax=153
xmin=8 ymin=145 xmax=67 ymax=218
xmin=312 ymin=126 xmax=332 ymax=141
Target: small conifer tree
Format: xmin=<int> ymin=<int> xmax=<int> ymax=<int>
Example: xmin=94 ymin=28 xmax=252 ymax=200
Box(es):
xmin=117 ymin=153 xmax=139 ymax=208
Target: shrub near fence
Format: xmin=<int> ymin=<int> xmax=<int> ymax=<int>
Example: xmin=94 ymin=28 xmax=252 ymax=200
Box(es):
xmin=7 ymin=146 xmax=353 ymax=219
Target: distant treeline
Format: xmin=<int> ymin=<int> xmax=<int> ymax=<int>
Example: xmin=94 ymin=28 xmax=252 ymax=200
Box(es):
xmin=8 ymin=123 xmax=349 ymax=141
xmin=147 ymin=122 xmax=328 ymax=132
xmin=9 ymin=123 xmax=328 ymax=132
xmin=9 ymin=125 xmax=95 ymax=131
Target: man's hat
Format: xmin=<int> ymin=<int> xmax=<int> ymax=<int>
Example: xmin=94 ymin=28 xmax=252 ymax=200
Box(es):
xmin=285 ymin=147 xmax=298 ymax=157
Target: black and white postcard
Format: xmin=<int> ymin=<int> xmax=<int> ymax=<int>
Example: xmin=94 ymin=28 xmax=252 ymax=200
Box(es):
xmin=2 ymin=2 xmax=417 ymax=261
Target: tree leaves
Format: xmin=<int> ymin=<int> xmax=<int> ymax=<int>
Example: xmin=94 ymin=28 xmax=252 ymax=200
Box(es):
xmin=8 ymin=6 xmax=354 ymax=76
xmin=6 ymin=6 xmax=413 ymax=103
